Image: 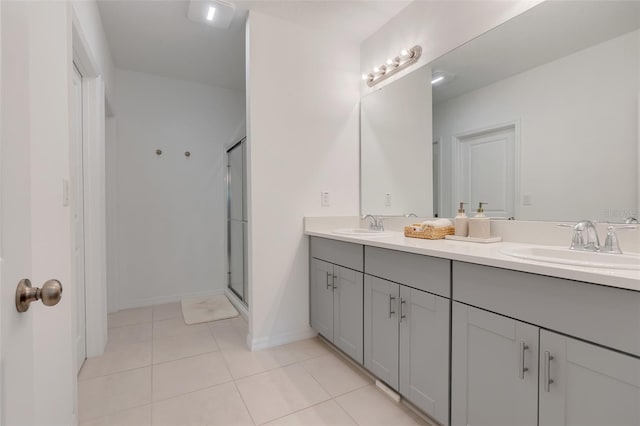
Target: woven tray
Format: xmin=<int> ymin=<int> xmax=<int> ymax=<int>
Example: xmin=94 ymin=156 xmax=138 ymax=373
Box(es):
xmin=404 ymin=224 xmax=455 ymax=240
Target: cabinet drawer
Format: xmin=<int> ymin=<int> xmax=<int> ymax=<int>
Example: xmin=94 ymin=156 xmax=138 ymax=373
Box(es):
xmin=310 ymin=237 xmax=363 ymax=271
xmin=365 ymin=246 xmax=450 ymax=298
xmin=453 ymin=261 xmax=640 ymax=357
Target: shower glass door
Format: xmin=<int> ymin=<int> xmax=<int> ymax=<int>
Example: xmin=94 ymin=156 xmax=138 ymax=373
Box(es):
xmin=227 ymin=138 xmax=247 ymax=305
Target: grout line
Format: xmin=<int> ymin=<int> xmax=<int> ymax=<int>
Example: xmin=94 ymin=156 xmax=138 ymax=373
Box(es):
xmin=78 ymin=366 xmax=153 ymax=423
xmin=79 ymin=403 xmax=153 ymax=424
xmin=231 ymin=378 xmax=258 ymax=425
xmin=107 ymin=319 xmax=153 ymax=330
xmin=333 ymin=389 xmax=367 ymax=426
xmin=77 ymin=354 xmax=153 ymax=382
xmin=150 ymin=376 xmax=236 ymax=404
xmin=256 ymin=398 xmax=342 ymax=426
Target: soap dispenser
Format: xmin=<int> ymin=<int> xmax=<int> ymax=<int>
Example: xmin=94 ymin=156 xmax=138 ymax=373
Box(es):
xmin=469 ymin=202 xmax=491 ymax=239
xmin=454 ymin=202 xmax=468 ymax=237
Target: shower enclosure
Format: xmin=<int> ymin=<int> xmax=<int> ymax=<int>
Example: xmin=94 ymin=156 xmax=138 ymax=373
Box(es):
xmin=226 ymin=138 xmax=248 ymax=305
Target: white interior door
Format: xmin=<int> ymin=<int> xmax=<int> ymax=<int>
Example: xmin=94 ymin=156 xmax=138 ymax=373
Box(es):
xmin=72 ymin=64 xmax=87 ymax=373
xmin=1 ymin=2 xmax=76 ymax=425
xmin=456 ymin=126 xmax=515 ymax=218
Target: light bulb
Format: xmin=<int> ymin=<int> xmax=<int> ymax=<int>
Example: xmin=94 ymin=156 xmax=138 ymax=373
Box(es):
xmin=386 ymin=58 xmax=393 ymax=65
xmin=361 ymin=74 xmax=368 ymax=81
xmin=373 ymin=67 xmax=380 ymax=73
xmin=400 ymin=49 xmax=409 ymax=56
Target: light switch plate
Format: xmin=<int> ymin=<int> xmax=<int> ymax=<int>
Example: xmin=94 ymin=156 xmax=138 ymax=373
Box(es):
xmin=321 ymin=191 xmax=330 ymax=207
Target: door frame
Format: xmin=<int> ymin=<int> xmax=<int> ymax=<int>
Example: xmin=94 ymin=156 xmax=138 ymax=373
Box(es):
xmin=451 ymin=120 xmax=521 ymax=219
xmin=71 ymin=62 xmax=88 ymax=374
xmin=71 ymin=12 xmax=108 ymax=359
xmin=225 ymin=138 xmax=249 ymax=312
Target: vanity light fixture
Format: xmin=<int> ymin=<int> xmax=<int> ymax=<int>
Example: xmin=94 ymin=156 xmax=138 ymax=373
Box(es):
xmin=363 ymin=45 xmax=422 ymax=87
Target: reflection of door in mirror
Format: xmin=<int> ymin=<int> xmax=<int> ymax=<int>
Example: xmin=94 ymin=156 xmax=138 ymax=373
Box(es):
xmin=455 ymin=125 xmax=516 ymax=219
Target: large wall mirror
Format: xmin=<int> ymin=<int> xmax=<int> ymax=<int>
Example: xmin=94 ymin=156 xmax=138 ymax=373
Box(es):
xmin=361 ymin=1 xmax=640 ymax=223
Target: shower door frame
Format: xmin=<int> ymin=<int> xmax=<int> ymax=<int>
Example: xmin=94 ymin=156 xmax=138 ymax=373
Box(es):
xmin=226 ymin=138 xmax=248 ymax=306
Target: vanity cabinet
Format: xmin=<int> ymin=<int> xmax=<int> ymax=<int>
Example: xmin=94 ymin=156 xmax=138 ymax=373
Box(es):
xmin=452 ymin=301 xmax=640 ymax=426
xmin=451 ymin=302 xmax=538 ymax=426
xmin=452 ymin=262 xmax=640 ymax=426
xmin=364 ymin=275 xmax=400 ymax=387
xmin=539 ymin=330 xmax=640 ymax=426
xmin=364 ymin=247 xmax=451 ymax=426
xmin=309 ymin=237 xmax=364 ymax=363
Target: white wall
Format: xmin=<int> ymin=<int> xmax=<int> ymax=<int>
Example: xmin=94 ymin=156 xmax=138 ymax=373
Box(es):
xmin=246 ymin=11 xmax=361 ymax=349
xmin=111 ymin=69 xmax=245 ymax=311
xmin=434 ymin=30 xmax=639 ymax=222
xmin=360 ymin=1 xmax=540 ymax=93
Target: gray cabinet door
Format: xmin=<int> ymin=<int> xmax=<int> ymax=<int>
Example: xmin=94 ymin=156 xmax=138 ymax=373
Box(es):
xmin=539 ymin=330 xmax=640 ymax=426
xmin=310 ymin=258 xmax=334 ymax=341
xmin=364 ymin=275 xmax=400 ymax=390
xmin=451 ymin=302 xmax=538 ymax=426
xmin=399 ymin=287 xmax=450 ymax=426
xmin=333 ymin=266 xmax=364 ymax=364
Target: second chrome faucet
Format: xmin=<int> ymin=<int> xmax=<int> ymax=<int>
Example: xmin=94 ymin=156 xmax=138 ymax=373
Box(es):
xmin=561 ymin=220 xmax=637 ymax=254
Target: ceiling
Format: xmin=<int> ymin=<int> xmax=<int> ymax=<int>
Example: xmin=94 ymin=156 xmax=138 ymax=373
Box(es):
xmin=97 ymin=0 xmax=410 ymax=91
xmin=430 ymin=1 xmax=640 ymax=104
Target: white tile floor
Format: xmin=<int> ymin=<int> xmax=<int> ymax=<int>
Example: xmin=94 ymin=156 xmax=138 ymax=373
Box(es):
xmin=78 ymin=303 xmax=433 ymax=426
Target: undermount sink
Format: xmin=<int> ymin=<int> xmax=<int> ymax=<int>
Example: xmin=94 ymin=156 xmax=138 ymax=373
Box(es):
xmin=500 ymin=246 xmax=640 ymax=270
xmin=332 ymin=228 xmax=394 ymax=238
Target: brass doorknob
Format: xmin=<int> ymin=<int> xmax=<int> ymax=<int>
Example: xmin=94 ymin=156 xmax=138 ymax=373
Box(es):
xmin=15 ymin=278 xmax=63 ymax=313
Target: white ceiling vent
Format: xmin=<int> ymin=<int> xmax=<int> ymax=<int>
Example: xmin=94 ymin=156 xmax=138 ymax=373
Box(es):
xmin=187 ymin=0 xmax=236 ymax=29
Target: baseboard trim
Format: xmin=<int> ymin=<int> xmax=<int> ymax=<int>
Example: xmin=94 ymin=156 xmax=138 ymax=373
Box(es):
xmin=114 ymin=288 xmax=225 ymax=311
xmin=248 ymin=326 xmax=317 ymax=351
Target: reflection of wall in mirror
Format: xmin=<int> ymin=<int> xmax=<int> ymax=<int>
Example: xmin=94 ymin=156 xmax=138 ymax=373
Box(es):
xmin=433 ymin=30 xmax=639 ymax=222
xmin=361 ymin=66 xmax=433 ymax=216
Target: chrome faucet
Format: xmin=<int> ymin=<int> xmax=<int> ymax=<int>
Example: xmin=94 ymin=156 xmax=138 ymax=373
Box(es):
xmin=565 ymin=220 xmax=600 ymax=252
xmin=625 ymin=217 xmax=639 ymax=224
xmin=560 ymin=220 xmax=637 ymax=254
xmin=363 ymin=214 xmax=384 ymax=231
xmin=601 ymin=225 xmax=638 ymax=254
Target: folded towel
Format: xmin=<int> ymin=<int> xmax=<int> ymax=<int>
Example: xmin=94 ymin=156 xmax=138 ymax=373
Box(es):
xmin=433 ymin=218 xmax=453 ymax=228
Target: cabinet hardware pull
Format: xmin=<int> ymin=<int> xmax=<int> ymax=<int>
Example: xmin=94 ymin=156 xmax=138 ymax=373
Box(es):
xmin=544 ymin=351 xmax=555 ymax=392
xmin=333 ymin=274 xmax=338 ymax=290
xmin=389 ymin=295 xmax=396 ymax=318
xmin=326 ymin=272 xmax=331 ymax=290
xmin=400 ymin=299 xmax=406 ymax=322
xmin=518 ymin=341 xmax=529 ymax=379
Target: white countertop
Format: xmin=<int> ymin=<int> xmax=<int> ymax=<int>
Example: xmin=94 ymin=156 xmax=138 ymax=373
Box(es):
xmin=304 ymin=228 xmax=640 ymax=292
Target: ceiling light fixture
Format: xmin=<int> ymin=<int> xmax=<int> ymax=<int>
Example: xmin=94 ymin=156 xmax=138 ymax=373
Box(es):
xmin=430 ymin=71 xmax=455 ymax=86
xmin=363 ymin=46 xmax=422 ymax=87
xmin=187 ymin=0 xmax=235 ymax=29
xmin=206 ymin=6 xmax=216 ymax=21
